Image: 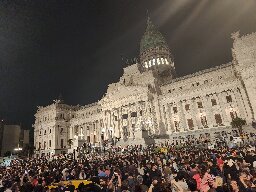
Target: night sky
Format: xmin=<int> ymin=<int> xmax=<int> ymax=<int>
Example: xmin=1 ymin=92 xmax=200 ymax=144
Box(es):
xmin=0 ymin=0 xmax=256 ymax=128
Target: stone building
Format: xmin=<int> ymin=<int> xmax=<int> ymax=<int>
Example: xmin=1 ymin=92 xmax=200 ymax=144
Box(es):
xmin=0 ymin=123 xmax=30 ymax=156
xmin=33 ymin=18 xmax=256 ymax=156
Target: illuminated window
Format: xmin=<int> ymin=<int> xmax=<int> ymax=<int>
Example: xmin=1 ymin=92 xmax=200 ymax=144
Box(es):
xmin=152 ymin=59 xmax=155 ymax=65
xmin=161 ymin=58 xmax=165 ymax=64
xmin=145 ymin=62 xmax=148 ymax=68
xmin=165 ymin=58 xmax=169 ymax=64
xmin=157 ymin=58 xmax=160 ymax=65
xmin=148 ymin=61 xmax=152 ymax=67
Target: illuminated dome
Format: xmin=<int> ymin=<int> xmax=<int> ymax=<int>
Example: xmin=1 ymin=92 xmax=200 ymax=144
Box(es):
xmin=140 ymin=18 xmax=168 ymax=53
xmin=139 ymin=17 xmax=176 ymax=78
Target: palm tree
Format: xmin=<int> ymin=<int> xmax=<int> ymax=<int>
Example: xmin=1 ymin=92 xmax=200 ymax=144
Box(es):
xmin=231 ymin=117 xmax=246 ymax=135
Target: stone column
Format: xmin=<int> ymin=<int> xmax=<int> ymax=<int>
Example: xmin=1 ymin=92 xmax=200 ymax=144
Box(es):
xmin=234 ymin=88 xmax=248 ymax=120
xmin=118 ymin=107 xmax=122 ymax=138
xmin=128 ymin=104 xmax=133 ymax=138
xmin=95 ymin=121 xmax=98 ymax=144
xmin=190 ymin=99 xmax=199 ymax=130
xmin=232 ymin=89 xmax=245 ymax=118
xmin=167 ymin=103 xmax=175 ymax=133
xmin=148 ymin=102 xmax=154 ymax=135
xmin=164 ymin=103 xmax=170 ymax=131
xmin=70 ymin=126 xmax=74 ymax=140
xmin=217 ymin=92 xmax=228 ymax=125
xmin=163 ymin=103 xmax=169 ymax=131
xmin=178 ymin=101 xmax=187 ymax=132
xmin=120 ymin=107 xmax=125 ymax=139
xmin=238 ymin=87 xmax=252 ymax=121
xmin=203 ymin=96 xmax=215 ymax=128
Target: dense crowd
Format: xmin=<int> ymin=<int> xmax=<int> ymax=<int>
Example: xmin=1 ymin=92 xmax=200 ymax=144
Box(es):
xmin=0 ymin=139 xmax=256 ymax=192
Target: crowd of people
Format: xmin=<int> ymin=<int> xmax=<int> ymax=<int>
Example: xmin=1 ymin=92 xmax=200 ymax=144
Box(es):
xmin=0 ymin=138 xmax=256 ymax=192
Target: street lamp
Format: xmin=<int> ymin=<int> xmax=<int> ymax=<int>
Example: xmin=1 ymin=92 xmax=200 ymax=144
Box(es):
xmin=14 ymin=143 xmax=22 ymax=151
xmin=14 ymin=147 xmax=22 ymax=151
xmin=14 ymin=143 xmax=22 ymax=157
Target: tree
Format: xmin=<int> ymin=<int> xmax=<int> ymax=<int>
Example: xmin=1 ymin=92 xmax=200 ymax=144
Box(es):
xmin=67 ymin=139 xmax=73 ymax=148
xmin=23 ymin=144 xmax=35 ymax=157
xmin=231 ymin=117 xmax=246 ymax=134
xmin=4 ymin=151 xmax=11 ymax=157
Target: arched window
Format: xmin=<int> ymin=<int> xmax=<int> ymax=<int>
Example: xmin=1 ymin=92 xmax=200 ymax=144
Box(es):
xmin=148 ymin=61 xmax=152 ymax=67
xmin=152 ymin=59 xmax=156 ymax=65
xmin=161 ymin=58 xmax=165 ymax=64
xmin=144 ymin=62 xmax=148 ymax=68
xmin=157 ymin=58 xmax=160 ymax=65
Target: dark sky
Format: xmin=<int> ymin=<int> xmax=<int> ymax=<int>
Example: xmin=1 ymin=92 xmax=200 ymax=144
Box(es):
xmin=0 ymin=0 xmax=256 ymax=128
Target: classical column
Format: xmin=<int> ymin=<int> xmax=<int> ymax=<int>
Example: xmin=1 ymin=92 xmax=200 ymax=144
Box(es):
xmin=232 ymin=89 xmax=245 ymax=118
xmin=116 ymin=108 xmax=121 ymax=138
xmin=217 ymin=92 xmax=228 ymax=125
xmin=161 ymin=103 xmax=168 ymax=133
xmin=128 ymin=104 xmax=133 ymax=138
xmin=167 ymin=103 xmax=175 ymax=133
xmin=119 ymin=107 xmax=123 ymax=139
xmin=147 ymin=102 xmax=154 ymax=135
xmin=203 ymin=96 xmax=215 ymax=128
xmin=178 ymin=101 xmax=187 ymax=132
xmin=190 ymin=99 xmax=199 ymax=130
xmin=70 ymin=126 xmax=74 ymax=140
xmin=235 ymin=88 xmax=249 ymax=120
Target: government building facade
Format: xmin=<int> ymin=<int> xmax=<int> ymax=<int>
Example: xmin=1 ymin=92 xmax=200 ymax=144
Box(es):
xmin=33 ymin=18 xmax=256 ymax=156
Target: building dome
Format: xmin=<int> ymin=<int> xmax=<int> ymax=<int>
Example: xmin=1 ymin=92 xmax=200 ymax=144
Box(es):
xmin=139 ymin=17 xmax=176 ymax=78
xmin=140 ymin=18 xmax=169 ymax=54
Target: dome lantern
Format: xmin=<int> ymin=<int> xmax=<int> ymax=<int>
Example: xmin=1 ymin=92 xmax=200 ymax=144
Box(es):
xmin=139 ymin=17 xmax=176 ymax=78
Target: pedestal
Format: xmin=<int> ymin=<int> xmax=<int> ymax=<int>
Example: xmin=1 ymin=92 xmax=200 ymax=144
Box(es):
xmin=117 ymin=130 xmax=153 ymax=146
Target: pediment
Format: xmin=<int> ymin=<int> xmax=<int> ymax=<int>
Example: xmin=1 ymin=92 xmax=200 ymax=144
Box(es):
xmin=100 ymin=84 xmax=148 ymax=104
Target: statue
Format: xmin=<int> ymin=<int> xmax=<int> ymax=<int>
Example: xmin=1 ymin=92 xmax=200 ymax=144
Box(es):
xmin=231 ymin=31 xmax=240 ymax=40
